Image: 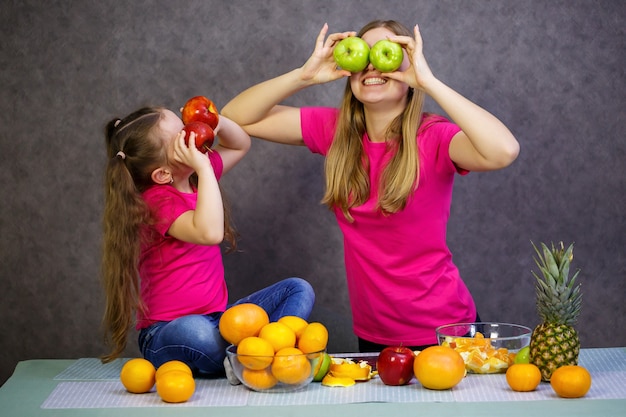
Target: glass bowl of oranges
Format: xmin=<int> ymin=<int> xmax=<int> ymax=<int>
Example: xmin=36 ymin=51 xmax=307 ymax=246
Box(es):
xmin=436 ymin=322 xmax=532 ymax=374
xmin=225 ymin=344 xmax=325 ymax=392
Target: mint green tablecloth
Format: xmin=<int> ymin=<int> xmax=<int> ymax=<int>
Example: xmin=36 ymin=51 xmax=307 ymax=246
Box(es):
xmin=1 ymin=348 xmax=624 ymax=417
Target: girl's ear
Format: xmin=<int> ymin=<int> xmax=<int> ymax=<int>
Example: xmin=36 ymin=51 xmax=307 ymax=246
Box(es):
xmin=151 ymin=167 xmax=172 ymax=185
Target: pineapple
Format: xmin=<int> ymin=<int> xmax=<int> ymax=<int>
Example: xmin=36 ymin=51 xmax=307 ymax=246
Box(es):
xmin=529 ymin=241 xmax=582 ymax=381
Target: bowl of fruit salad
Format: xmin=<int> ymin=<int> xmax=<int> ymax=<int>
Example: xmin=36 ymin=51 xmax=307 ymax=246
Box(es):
xmin=436 ymin=322 xmax=532 ymax=374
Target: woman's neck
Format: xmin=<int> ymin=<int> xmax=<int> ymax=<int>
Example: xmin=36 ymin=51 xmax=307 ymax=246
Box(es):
xmin=364 ymin=106 xmax=403 ymax=143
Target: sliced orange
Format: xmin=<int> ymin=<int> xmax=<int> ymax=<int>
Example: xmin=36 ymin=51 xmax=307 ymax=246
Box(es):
xmin=329 ymin=358 xmax=373 ymax=381
xmin=321 ymin=373 xmax=356 ymax=387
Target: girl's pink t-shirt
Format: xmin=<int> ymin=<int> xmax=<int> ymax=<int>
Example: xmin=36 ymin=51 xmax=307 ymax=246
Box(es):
xmin=301 ymin=107 xmax=476 ymax=346
xmin=136 ymin=151 xmax=227 ymax=329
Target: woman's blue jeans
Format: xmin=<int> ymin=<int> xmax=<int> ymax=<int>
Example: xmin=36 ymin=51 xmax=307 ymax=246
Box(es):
xmin=138 ymin=277 xmax=315 ymax=376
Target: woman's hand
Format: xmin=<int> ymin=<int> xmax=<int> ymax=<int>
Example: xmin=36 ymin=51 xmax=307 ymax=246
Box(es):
xmin=300 ymin=23 xmax=355 ymax=84
xmin=384 ymin=24 xmax=437 ymax=92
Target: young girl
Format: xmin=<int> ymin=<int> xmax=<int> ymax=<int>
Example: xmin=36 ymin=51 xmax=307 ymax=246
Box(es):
xmin=101 ymin=106 xmax=315 ymax=376
xmin=222 ymin=20 xmax=519 ymax=352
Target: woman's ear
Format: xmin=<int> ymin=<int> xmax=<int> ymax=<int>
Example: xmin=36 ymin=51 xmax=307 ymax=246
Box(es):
xmin=151 ymin=167 xmax=172 ymax=185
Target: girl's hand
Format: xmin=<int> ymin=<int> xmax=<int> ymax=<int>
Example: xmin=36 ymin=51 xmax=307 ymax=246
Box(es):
xmin=383 ymin=24 xmax=437 ymax=92
xmin=300 ymin=23 xmax=355 ymax=84
xmin=172 ymin=130 xmax=214 ymax=175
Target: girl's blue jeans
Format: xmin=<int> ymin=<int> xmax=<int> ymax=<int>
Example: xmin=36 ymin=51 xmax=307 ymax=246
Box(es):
xmin=138 ymin=277 xmax=315 ymax=376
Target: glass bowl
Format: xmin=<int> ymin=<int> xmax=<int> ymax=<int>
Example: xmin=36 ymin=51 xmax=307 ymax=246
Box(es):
xmin=436 ymin=322 xmax=532 ymax=374
xmin=225 ymin=345 xmax=324 ymax=392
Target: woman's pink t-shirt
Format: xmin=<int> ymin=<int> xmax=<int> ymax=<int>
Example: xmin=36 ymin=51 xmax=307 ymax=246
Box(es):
xmin=136 ymin=151 xmax=227 ymax=329
xmin=301 ymin=107 xmax=476 ymax=346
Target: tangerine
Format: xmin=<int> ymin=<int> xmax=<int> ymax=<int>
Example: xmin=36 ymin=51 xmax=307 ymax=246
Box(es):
xmin=219 ymin=303 xmax=269 ymax=345
xmin=413 ymin=346 xmax=465 ymax=390
xmin=156 ymin=370 xmax=195 ymax=403
xmin=550 ymin=365 xmax=592 ymax=398
xmin=242 ymin=367 xmax=279 ymax=390
xmin=278 ymin=315 xmax=309 ymax=339
xmin=155 ymin=360 xmax=193 ymax=381
xmin=271 ymin=347 xmax=312 ymax=385
xmin=506 ymin=363 xmax=542 ymax=392
xmin=119 ymin=358 xmax=156 ymax=394
xmin=236 ymin=336 xmax=275 ymax=370
xmin=259 ymin=321 xmax=297 ymax=352
xmin=298 ymin=322 xmax=328 ymax=354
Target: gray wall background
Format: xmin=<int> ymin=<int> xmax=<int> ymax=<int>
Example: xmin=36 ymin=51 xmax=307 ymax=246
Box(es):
xmin=1 ymin=0 xmax=624 ymax=386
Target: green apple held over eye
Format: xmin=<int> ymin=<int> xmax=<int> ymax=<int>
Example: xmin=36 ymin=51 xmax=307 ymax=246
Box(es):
xmin=369 ymin=40 xmax=403 ymax=72
xmin=333 ymin=37 xmax=370 ymax=73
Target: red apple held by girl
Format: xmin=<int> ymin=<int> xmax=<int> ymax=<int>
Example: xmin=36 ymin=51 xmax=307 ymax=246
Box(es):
xmin=376 ymin=346 xmax=415 ymax=386
xmin=183 ymin=121 xmax=214 ymax=153
xmin=181 ymin=96 xmax=219 ymax=129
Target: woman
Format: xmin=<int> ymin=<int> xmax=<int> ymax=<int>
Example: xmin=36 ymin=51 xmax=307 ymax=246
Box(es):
xmin=222 ymin=20 xmax=519 ymax=351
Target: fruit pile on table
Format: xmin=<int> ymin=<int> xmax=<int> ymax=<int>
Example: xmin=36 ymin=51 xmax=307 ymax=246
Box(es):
xmin=117 ymin=241 xmax=592 ymax=402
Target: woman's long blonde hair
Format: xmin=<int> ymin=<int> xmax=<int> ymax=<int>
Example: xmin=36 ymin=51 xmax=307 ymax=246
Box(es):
xmin=101 ymin=107 xmax=237 ymax=362
xmin=321 ymin=20 xmax=425 ymax=221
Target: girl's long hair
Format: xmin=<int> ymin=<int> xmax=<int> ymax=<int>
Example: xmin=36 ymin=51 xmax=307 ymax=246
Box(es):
xmin=321 ymin=20 xmax=425 ymax=221
xmin=100 ymin=107 xmax=237 ymax=362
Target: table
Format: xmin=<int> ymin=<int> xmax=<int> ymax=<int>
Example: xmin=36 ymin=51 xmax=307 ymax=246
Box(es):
xmin=0 ymin=348 xmax=624 ymax=417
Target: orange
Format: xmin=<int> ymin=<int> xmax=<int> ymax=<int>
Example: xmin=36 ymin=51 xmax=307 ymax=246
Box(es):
xmin=155 ymin=360 xmax=193 ymax=381
xmin=156 ymin=370 xmax=195 ymax=403
xmin=321 ymin=373 xmax=356 ymax=387
xmin=271 ymin=347 xmax=312 ymax=384
xmin=413 ymin=346 xmax=465 ymax=390
xmin=236 ymin=336 xmax=275 ymax=370
xmin=278 ymin=315 xmax=309 ymax=339
xmin=242 ymin=367 xmax=279 ymax=390
xmin=298 ymin=322 xmax=328 ymax=354
xmin=259 ymin=321 xmax=297 ymax=352
xmin=550 ymin=365 xmax=592 ymax=398
xmin=219 ymin=303 xmax=269 ymax=345
xmin=506 ymin=363 xmax=542 ymax=392
xmin=329 ymin=358 xmax=373 ymax=381
xmin=120 ymin=358 xmax=156 ymax=394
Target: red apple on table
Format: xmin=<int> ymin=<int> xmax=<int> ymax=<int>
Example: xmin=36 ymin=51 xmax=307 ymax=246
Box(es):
xmin=181 ymin=96 xmax=219 ymax=129
xmin=183 ymin=121 xmax=214 ymax=153
xmin=376 ymin=346 xmax=415 ymax=386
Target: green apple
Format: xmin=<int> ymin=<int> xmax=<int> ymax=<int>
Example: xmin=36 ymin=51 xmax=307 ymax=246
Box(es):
xmin=333 ymin=37 xmax=370 ymax=73
xmin=514 ymin=346 xmax=530 ymax=364
xmin=312 ymin=352 xmax=332 ymax=382
xmin=369 ymin=39 xmax=403 ymax=72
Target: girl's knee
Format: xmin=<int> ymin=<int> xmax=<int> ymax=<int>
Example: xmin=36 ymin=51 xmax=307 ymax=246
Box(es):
xmin=289 ymin=277 xmax=314 ymax=295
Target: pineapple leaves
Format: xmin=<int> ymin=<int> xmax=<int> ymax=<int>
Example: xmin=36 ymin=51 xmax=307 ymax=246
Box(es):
xmin=530 ymin=240 xmax=582 ymax=325
xmin=542 ymin=242 xmax=561 ymax=281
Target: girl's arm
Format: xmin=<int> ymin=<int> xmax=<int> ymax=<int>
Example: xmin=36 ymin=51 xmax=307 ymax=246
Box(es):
xmin=389 ymin=25 xmax=520 ymax=171
xmin=168 ymin=132 xmax=224 ymax=245
xmin=222 ymin=24 xmax=353 ymax=145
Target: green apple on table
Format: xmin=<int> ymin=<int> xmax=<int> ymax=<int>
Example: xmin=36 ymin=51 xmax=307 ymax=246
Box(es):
xmin=515 ymin=346 xmax=530 ymax=364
